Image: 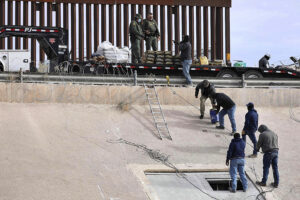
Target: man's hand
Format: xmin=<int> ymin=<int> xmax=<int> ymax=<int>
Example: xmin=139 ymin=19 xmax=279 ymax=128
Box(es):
xmin=157 ymin=36 xmax=160 ymax=41
xmin=226 ymin=160 xmax=229 ymax=166
xmin=145 ymin=30 xmax=150 ymax=34
xmin=195 ymin=95 xmax=198 ymax=98
xmin=242 ymin=130 xmax=246 ymax=135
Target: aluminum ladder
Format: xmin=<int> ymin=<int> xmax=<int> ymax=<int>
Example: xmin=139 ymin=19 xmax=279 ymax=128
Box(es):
xmin=144 ymin=84 xmax=172 ymax=140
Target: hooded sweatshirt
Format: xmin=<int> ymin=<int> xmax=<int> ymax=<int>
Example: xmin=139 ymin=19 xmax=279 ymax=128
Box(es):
xmin=257 ymin=125 xmax=279 ymax=153
xmin=226 ymin=138 xmax=245 ymax=162
xmin=243 ymin=109 xmax=258 ymax=132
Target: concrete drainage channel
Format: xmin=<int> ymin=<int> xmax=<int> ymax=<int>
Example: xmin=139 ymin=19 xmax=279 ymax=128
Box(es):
xmin=145 ymin=171 xmax=264 ymax=200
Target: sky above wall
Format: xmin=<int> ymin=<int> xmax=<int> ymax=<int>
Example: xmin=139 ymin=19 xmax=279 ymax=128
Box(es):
xmin=231 ymin=0 xmax=300 ymax=67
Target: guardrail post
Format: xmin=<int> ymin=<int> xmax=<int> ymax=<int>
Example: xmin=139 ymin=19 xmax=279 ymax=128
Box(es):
xmin=19 ymin=68 xmax=23 ymax=83
xmin=242 ymin=74 xmax=246 ymax=88
xmin=134 ymin=70 xmax=137 ymax=86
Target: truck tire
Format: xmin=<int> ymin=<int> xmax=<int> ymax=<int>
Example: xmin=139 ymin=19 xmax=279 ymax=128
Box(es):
xmin=71 ymin=64 xmax=82 ymax=74
xmin=0 ymin=62 xmax=3 ymax=72
xmin=217 ymin=69 xmax=238 ymax=78
xmin=244 ymin=70 xmax=263 ymax=78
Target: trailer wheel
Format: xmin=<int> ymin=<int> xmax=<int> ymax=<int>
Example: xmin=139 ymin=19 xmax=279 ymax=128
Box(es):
xmin=217 ymin=69 xmax=238 ymax=78
xmin=244 ymin=70 xmax=263 ymax=78
xmin=0 ymin=62 xmax=3 ymax=72
xmin=71 ymin=65 xmax=82 ymax=74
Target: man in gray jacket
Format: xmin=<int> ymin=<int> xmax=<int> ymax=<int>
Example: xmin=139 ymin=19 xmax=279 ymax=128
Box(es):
xmin=256 ymin=124 xmax=279 ymax=188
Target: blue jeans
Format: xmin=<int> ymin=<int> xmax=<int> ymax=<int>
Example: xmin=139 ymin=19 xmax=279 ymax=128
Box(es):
xmin=242 ymin=130 xmax=257 ymax=155
xmin=182 ymin=60 xmax=192 ymax=84
xmin=262 ymin=150 xmax=279 ymax=185
xmin=230 ymin=158 xmax=248 ymax=191
xmin=219 ymin=105 xmax=236 ymax=132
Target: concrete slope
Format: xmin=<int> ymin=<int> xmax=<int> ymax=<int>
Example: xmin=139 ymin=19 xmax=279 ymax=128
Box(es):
xmin=0 ymin=102 xmax=299 ymax=200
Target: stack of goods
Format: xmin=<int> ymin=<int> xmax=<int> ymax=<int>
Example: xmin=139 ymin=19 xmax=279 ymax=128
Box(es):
xmin=173 ymin=55 xmax=181 ymax=65
xmin=91 ymin=55 xmax=105 ymax=63
xmin=145 ymin=50 xmax=156 ymax=64
xmin=210 ymin=59 xmax=224 ymax=66
xmin=164 ymin=51 xmax=173 ymax=65
xmin=155 ymin=51 xmax=165 ymax=65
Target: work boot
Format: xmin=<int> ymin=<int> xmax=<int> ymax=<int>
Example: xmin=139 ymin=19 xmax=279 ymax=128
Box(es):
xmin=230 ymin=131 xmax=236 ymax=136
xmin=200 ymin=115 xmax=204 ymax=119
xmin=228 ymin=187 xmax=236 ymax=193
xmin=271 ymin=182 xmax=278 ymax=188
xmin=256 ymin=181 xmax=266 ymax=187
xmin=248 ymin=154 xmax=258 ymax=158
xmin=216 ymin=125 xmax=225 ymax=129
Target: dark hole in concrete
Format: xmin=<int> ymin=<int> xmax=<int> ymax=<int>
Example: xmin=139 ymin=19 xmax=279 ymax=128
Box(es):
xmin=206 ymin=179 xmax=243 ymax=191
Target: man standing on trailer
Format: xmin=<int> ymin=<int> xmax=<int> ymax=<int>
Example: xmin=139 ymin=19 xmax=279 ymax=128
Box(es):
xmin=177 ymin=35 xmax=192 ymax=86
xmin=259 ymin=54 xmax=271 ymax=68
xmin=195 ymin=80 xmax=216 ymax=119
xmin=129 ymin=14 xmax=144 ymax=63
xmin=143 ymin=12 xmax=160 ymax=51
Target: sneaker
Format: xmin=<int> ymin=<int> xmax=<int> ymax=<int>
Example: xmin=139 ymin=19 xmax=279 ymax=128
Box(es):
xmin=248 ymin=154 xmax=258 ymax=158
xmin=216 ymin=125 xmax=225 ymax=129
xmin=271 ymin=182 xmax=278 ymax=188
xmin=228 ymin=187 xmax=236 ymax=193
xmin=256 ymin=181 xmax=266 ymax=186
xmin=200 ymin=115 xmax=204 ymax=119
xmin=230 ymin=131 xmax=236 ymax=136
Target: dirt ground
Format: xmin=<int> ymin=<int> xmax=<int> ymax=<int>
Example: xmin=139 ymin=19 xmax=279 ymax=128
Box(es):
xmin=0 ymin=102 xmax=299 ymax=200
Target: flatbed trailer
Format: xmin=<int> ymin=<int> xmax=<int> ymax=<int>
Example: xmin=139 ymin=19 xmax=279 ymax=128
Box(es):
xmin=81 ymin=62 xmax=300 ymax=79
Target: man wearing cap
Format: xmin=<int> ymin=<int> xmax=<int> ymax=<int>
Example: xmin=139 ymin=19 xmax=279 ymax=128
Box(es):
xmin=195 ymin=80 xmax=216 ymax=119
xmin=129 ymin=14 xmax=144 ymax=63
xmin=242 ymin=102 xmax=259 ymax=158
xmin=259 ymin=54 xmax=271 ymax=68
xmin=256 ymin=124 xmax=279 ymax=188
xmin=143 ymin=12 xmax=160 ymax=51
xmin=226 ymin=133 xmax=248 ymax=193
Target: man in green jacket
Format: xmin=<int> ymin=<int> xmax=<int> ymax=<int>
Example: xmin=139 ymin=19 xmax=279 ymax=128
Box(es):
xmin=142 ymin=13 xmax=160 ymax=51
xmin=129 ymin=14 xmax=144 ymax=63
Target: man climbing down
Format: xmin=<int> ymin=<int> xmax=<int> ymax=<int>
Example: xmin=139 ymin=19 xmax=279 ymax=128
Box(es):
xmin=195 ymin=80 xmax=216 ymax=119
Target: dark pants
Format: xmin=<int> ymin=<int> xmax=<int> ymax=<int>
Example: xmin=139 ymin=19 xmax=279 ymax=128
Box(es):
xmin=242 ymin=130 xmax=257 ymax=155
xmin=262 ymin=150 xmax=279 ymax=185
xmin=130 ymin=38 xmax=141 ymax=63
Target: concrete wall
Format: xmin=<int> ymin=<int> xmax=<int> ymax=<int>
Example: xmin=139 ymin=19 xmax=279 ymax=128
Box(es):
xmin=0 ymin=83 xmax=299 ymax=107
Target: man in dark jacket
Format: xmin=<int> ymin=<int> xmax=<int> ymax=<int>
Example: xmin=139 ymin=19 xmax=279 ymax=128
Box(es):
xmin=256 ymin=124 xmax=279 ymax=188
xmin=178 ymin=35 xmax=192 ymax=85
xmin=226 ymin=133 xmax=248 ymax=193
xmin=259 ymin=54 xmax=271 ymax=68
xmin=210 ymin=92 xmax=236 ymax=134
xmin=242 ymin=102 xmax=259 ymax=158
xmin=195 ymin=80 xmax=216 ymax=119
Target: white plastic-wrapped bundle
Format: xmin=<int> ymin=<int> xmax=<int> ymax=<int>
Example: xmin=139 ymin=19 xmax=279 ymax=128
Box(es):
xmin=95 ymin=41 xmax=130 ymax=63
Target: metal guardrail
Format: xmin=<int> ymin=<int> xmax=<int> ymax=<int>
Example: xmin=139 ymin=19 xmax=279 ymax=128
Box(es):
xmin=1 ymin=72 xmax=300 ymax=88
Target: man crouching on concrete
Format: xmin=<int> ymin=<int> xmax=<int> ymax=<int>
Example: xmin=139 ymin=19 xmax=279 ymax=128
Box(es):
xmin=195 ymin=80 xmax=216 ymax=119
xmin=226 ymin=133 xmax=248 ymax=193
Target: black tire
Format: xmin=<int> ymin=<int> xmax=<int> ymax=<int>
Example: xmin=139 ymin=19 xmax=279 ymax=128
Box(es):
xmin=244 ymin=70 xmax=263 ymax=79
xmin=70 ymin=64 xmax=82 ymax=74
xmin=0 ymin=62 xmax=3 ymax=72
xmin=217 ymin=69 xmax=238 ymax=78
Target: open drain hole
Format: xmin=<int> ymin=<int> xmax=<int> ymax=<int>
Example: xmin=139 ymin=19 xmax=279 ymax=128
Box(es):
xmin=206 ymin=179 xmax=244 ymax=191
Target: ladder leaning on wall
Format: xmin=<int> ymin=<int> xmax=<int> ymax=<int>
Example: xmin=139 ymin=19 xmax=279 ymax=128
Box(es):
xmin=144 ymin=84 xmax=172 ymax=140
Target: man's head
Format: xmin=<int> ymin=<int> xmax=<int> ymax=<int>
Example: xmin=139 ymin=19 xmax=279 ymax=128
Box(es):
xmin=183 ymin=35 xmax=190 ymax=42
xmin=258 ymin=124 xmax=268 ymax=133
xmin=135 ymin=14 xmax=142 ymax=23
xmin=246 ymin=102 xmax=254 ymax=110
xmin=203 ymin=80 xmax=210 ymax=88
xmin=264 ymin=54 xmax=271 ymax=60
xmin=209 ymin=92 xmax=217 ymax=99
xmin=234 ymin=133 xmax=241 ymax=139
xmin=147 ymin=12 xmax=153 ymax=21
